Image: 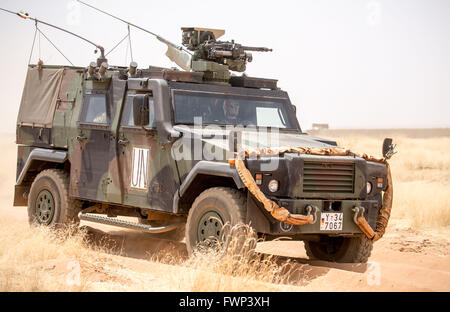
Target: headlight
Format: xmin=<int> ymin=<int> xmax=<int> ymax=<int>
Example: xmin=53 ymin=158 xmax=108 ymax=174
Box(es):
xmin=268 ymin=180 xmax=279 ymax=192
xmin=366 ymin=182 xmax=372 ymax=194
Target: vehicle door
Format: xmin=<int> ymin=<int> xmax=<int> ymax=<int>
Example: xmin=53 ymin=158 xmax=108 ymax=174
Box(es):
xmin=70 ymin=84 xmax=112 ymax=201
xmin=117 ymin=91 xmax=180 ymax=212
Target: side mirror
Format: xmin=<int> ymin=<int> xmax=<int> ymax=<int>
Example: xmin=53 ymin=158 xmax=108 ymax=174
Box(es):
xmin=382 ymin=138 xmax=396 ymax=159
xmin=133 ymin=94 xmax=149 ymax=126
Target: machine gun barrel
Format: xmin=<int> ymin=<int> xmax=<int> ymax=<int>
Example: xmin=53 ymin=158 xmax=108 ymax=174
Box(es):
xmin=211 ymin=50 xmax=233 ymax=57
xmin=241 ymin=46 xmax=273 ymax=52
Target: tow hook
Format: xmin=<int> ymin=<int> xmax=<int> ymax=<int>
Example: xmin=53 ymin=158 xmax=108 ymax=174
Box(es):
xmin=352 ymin=206 xmax=376 ymax=240
xmin=305 ymin=205 xmax=318 ymax=224
xmin=352 ymin=206 xmax=365 ymax=225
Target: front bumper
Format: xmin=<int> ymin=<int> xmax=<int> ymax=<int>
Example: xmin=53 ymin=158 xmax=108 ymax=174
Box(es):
xmin=246 ymin=195 xmax=380 ymax=236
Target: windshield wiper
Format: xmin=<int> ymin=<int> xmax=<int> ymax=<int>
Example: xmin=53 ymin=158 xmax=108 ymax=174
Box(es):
xmin=277 ymin=108 xmax=287 ymax=127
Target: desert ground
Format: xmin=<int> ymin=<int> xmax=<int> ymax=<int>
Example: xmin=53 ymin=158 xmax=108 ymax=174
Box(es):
xmin=0 ymin=129 xmax=449 ymax=291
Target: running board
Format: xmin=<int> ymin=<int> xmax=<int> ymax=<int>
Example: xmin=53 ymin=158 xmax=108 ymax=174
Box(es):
xmin=78 ymin=212 xmax=182 ymax=234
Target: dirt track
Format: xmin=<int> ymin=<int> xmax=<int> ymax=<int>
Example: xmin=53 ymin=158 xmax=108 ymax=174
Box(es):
xmin=1 ymin=132 xmax=449 ymax=291
xmin=81 ymin=219 xmax=450 ymax=291
xmin=2 ymin=205 xmax=449 ymax=291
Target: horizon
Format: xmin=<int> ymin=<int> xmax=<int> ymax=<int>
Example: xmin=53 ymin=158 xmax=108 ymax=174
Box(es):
xmin=0 ymin=0 xmax=449 ymax=131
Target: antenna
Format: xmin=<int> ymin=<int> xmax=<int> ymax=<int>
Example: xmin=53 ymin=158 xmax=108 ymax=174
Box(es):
xmin=77 ymin=0 xmax=190 ymax=54
xmin=77 ymin=0 xmax=192 ymax=70
xmin=0 ymin=7 xmax=106 ymax=64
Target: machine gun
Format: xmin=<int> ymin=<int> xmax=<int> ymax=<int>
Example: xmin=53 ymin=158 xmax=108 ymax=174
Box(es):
xmin=182 ymin=27 xmax=272 ymax=82
xmin=77 ymin=1 xmax=272 ymax=83
xmin=196 ymin=41 xmax=272 ymax=72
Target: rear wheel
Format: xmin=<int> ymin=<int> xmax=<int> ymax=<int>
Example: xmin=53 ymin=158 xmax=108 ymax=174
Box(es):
xmin=304 ymin=235 xmax=373 ymax=263
xmin=185 ymin=187 xmax=255 ymax=256
xmin=27 ymin=169 xmax=82 ymax=227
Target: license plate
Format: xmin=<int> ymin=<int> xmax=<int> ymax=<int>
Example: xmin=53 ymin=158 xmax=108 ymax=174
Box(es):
xmin=320 ymin=213 xmax=343 ymax=231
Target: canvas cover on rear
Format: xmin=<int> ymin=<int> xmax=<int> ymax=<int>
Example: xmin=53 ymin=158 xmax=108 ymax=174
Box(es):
xmin=17 ymin=67 xmax=64 ymax=128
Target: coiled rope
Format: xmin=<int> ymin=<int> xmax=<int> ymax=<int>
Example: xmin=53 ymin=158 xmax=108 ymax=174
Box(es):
xmin=233 ymin=146 xmax=393 ymax=241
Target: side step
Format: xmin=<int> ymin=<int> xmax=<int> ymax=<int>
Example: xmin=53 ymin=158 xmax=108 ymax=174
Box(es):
xmin=78 ymin=213 xmax=182 ymax=234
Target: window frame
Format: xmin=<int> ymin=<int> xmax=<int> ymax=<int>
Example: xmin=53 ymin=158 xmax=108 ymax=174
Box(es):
xmin=120 ymin=92 xmax=157 ymax=132
xmin=78 ymin=90 xmax=110 ymax=129
xmin=171 ymin=89 xmax=298 ymax=129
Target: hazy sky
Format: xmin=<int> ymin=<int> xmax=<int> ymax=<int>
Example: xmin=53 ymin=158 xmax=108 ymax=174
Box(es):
xmin=0 ymin=0 xmax=449 ymax=132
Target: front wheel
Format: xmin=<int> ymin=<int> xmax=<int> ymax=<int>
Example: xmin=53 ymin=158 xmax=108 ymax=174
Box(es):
xmin=304 ymin=235 xmax=373 ymax=263
xmin=185 ymin=187 xmax=254 ymax=256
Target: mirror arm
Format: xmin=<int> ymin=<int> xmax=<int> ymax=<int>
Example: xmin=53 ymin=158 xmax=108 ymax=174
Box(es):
xmin=169 ymin=129 xmax=182 ymax=140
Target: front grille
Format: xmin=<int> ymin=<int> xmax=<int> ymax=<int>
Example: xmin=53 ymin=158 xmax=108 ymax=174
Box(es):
xmin=303 ymin=161 xmax=355 ymax=193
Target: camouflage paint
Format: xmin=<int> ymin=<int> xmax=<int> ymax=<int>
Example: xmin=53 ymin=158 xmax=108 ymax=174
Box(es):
xmin=15 ymin=64 xmax=389 ymax=237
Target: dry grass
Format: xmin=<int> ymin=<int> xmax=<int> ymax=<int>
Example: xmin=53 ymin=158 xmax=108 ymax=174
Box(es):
xmin=312 ymin=129 xmax=450 ymax=229
xmin=0 ymin=221 xmax=112 ymax=291
xmin=0 ymin=220 xmax=301 ymax=292
xmin=170 ymin=224 xmax=299 ymax=291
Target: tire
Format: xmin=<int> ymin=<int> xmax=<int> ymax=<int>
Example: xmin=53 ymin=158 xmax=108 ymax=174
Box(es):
xmin=27 ymin=169 xmax=82 ymax=227
xmin=185 ymin=187 xmax=254 ymax=256
xmin=138 ymin=218 xmax=186 ymax=242
xmin=304 ymin=235 xmax=373 ymax=263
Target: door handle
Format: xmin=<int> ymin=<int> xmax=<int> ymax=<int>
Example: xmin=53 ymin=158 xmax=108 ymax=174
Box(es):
xmin=118 ymin=139 xmax=129 ymax=145
xmin=76 ymin=135 xmax=87 ymax=141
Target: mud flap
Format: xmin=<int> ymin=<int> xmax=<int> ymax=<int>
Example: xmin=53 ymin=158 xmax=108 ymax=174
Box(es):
xmin=14 ymin=184 xmax=29 ymax=206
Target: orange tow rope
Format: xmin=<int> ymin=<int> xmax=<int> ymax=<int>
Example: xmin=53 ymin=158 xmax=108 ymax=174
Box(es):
xmin=233 ymin=147 xmax=393 ymax=241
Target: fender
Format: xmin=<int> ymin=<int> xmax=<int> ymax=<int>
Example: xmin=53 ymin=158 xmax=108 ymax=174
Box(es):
xmin=179 ymin=161 xmax=244 ymax=197
xmin=16 ymin=148 xmax=68 ymax=186
xmin=173 ymin=161 xmax=244 ymax=213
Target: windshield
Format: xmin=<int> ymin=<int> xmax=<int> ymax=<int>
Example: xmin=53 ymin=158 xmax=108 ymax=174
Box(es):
xmin=173 ymin=91 xmax=296 ymax=129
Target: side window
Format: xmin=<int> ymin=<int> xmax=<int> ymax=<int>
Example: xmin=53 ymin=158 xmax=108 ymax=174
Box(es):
xmin=121 ymin=94 xmax=156 ymax=128
xmin=82 ymin=93 xmax=109 ymax=124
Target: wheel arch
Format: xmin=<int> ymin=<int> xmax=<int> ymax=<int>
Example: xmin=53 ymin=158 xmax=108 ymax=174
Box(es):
xmin=14 ymin=148 xmax=70 ymax=206
xmin=174 ymin=161 xmax=245 ymax=214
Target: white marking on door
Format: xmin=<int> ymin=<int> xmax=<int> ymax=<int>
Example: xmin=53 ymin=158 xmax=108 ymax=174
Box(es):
xmin=131 ymin=147 xmax=149 ymax=190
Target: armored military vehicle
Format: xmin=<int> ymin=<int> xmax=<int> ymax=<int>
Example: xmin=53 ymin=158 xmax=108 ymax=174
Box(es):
xmin=13 ymin=23 xmax=394 ymax=263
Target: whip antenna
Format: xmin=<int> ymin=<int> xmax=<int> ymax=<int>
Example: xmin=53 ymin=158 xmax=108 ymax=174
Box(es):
xmin=0 ymin=7 xmax=106 ymax=64
xmin=77 ymin=0 xmax=192 ymax=70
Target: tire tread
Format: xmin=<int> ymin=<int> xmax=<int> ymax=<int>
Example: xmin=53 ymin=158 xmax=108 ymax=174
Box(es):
xmin=28 ymin=169 xmax=82 ymax=225
xmin=305 ymin=235 xmax=373 ymax=263
xmin=186 ymin=187 xmax=248 ymax=255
